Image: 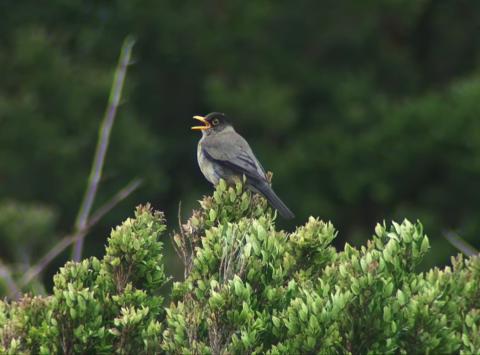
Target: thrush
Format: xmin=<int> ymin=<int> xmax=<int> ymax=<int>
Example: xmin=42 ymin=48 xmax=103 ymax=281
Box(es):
xmin=192 ymin=112 xmax=294 ymax=219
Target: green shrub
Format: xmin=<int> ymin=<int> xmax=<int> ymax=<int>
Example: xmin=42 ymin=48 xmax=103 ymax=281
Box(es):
xmin=1 ymin=205 xmax=167 ymax=355
xmin=1 ymin=182 xmax=479 ymax=354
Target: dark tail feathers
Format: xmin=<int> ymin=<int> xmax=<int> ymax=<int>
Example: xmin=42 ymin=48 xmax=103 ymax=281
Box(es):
xmin=256 ymin=183 xmax=295 ymax=219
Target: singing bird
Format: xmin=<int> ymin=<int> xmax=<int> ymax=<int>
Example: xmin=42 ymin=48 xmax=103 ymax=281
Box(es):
xmin=192 ymin=112 xmax=294 ymax=219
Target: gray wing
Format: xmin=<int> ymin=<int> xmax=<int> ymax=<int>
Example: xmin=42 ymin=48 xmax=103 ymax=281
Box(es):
xmin=201 ymin=131 xmax=267 ymax=183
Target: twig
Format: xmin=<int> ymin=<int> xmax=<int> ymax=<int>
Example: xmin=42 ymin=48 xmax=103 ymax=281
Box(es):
xmin=172 ymin=201 xmax=183 ymax=260
xmin=444 ymin=231 xmax=478 ymax=257
xmin=88 ymin=178 xmax=142 ymax=228
xmin=177 ymin=200 xmax=185 ymax=240
xmin=72 ymin=36 xmax=136 ymax=261
xmin=176 ymin=201 xmax=189 ymax=256
xmin=173 ymin=200 xmax=192 ymax=279
xmin=20 ymin=178 xmax=142 ymax=287
xmin=0 ymin=260 xmax=19 ymax=299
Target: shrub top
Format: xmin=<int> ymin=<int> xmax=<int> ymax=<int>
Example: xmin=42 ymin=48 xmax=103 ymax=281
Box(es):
xmin=1 ymin=182 xmax=479 ymax=354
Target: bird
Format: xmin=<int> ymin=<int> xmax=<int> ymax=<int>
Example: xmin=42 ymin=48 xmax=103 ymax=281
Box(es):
xmin=191 ymin=112 xmax=295 ymax=219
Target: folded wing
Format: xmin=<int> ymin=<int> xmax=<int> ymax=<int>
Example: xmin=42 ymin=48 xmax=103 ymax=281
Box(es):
xmin=201 ymin=132 xmax=267 ymax=183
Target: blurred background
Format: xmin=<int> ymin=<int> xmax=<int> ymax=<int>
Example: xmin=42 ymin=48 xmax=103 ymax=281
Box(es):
xmin=1 ymin=0 xmax=480 ymax=296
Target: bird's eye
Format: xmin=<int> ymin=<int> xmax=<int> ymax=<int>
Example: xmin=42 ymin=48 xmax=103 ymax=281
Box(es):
xmin=212 ymin=118 xmax=220 ymax=126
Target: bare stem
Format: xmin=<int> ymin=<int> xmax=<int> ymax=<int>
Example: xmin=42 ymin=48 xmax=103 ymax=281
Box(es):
xmin=21 ymin=178 xmax=142 ymax=287
xmin=88 ymin=178 xmax=142 ymax=228
xmin=72 ymin=36 xmax=135 ymax=261
xmin=444 ymin=231 xmax=478 ymax=257
xmin=0 ymin=260 xmax=19 ymax=299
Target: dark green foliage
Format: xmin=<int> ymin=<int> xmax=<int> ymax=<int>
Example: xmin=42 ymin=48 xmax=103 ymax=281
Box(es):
xmin=2 ymin=1 xmax=480 ymax=279
xmin=1 ymin=183 xmax=479 ymax=353
xmin=0 ymin=201 xmax=56 ymax=261
xmin=0 ymin=201 xmax=57 ymax=295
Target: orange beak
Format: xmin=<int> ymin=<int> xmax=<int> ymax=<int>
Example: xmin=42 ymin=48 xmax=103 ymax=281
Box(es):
xmin=191 ymin=115 xmax=211 ymax=131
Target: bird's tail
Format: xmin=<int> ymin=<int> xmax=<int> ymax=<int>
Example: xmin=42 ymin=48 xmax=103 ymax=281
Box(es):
xmin=256 ymin=183 xmax=295 ymax=219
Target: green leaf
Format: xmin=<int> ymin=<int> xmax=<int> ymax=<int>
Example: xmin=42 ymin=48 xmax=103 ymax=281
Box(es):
xmin=421 ymin=236 xmax=430 ymax=253
xmin=397 ymin=290 xmax=406 ymax=306
xmin=209 ymin=209 xmax=217 ymax=222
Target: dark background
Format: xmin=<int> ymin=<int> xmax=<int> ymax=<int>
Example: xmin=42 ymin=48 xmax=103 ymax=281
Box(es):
xmin=1 ymin=0 xmax=480 ymax=295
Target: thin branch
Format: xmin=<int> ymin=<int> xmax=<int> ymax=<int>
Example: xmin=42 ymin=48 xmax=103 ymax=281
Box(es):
xmin=21 ymin=231 xmax=88 ymax=288
xmin=88 ymin=178 xmax=142 ymax=228
xmin=172 ymin=201 xmax=183 ymax=260
xmin=177 ymin=200 xmax=184 ymax=239
xmin=444 ymin=231 xmax=478 ymax=257
xmin=0 ymin=260 xmax=19 ymax=299
xmin=73 ymin=36 xmax=136 ymax=261
xmin=20 ymin=178 xmax=142 ymax=287
xmin=176 ymin=200 xmax=190 ymax=251
xmin=171 ymin=202 xmax=182 ymax=273
xmin=174 ymin=200 xmax=193 ymax=279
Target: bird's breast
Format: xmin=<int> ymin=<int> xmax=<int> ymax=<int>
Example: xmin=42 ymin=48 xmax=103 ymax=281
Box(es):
xmin=197 ymin=143 xmax=221 ymax=185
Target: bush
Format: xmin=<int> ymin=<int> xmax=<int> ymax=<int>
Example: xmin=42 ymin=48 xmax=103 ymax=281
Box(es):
xmin=1 ymin=181 xmax=479 ymax=354
xmin=1 ymin=205 xmax=167 ymax=354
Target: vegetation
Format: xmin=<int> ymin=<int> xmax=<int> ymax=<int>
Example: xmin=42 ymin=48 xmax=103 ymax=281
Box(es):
xmin=1 ymin=182 xmax=479 ymax=354
xmin=1 ymin=2 xmax=480 ymax=289
xmin=1 ymin=2 xmax=480 ymax=352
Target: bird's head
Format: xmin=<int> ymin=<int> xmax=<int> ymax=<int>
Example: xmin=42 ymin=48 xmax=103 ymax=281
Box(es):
xmin=191 ymin=112 xmax=233 ymax=136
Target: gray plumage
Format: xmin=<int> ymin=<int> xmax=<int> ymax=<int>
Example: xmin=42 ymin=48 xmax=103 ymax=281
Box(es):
xmin=193 ymin=112 xmax=294 ymax=219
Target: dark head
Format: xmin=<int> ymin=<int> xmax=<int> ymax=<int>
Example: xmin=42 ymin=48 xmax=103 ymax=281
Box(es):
xmin=191 ymin=112 xmax=233 ymax=136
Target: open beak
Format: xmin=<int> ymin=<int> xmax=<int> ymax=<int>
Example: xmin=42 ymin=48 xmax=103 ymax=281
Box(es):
xmin=191 ymin=115 xmax=211 ymax=131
